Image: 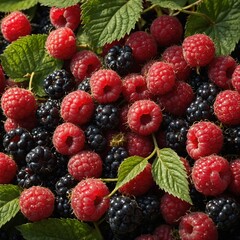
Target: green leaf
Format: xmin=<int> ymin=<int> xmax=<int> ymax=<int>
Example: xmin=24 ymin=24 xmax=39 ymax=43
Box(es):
xmin=0 ymin=0 xmax=38 ymax=12
xmin=0 ymin=34 xmax=63 ymax=97
xmin=0 ymin=185 xmax=21 ymax=228
xmin=17 ymin=218 xmax=101 ymax=240
xmin=185 ymin=0 xmax=240 ymax=55
xmin=152 ymin=148 xmax=192 ymax=204
xmin=38 ymin=0 xmax=80 ymax=8
xmin=76 ymin=27 xmax=95 ymax=50
xmin=82 ymin=0 xmax=143 ymax=48
xmin=149 ymin=0 xmax=187 ymax=10
xmin=115 ymin=156 xmax=148 ymax=190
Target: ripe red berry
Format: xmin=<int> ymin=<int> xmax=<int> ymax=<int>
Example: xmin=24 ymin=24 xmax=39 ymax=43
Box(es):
xmin=153 ymin=224 xmax=173 ymax=240
xmin=228 ymin=159 xmax=240 ymax=196
xmin=232 ymin=65 xmax=240 ymax=92
xmin=0 ymin=65 xmax=6 ymax=94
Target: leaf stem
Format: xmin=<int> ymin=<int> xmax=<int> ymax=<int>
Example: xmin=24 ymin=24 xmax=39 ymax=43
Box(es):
xmin=93 ymin=222 xmax=103 ymax=240
xmin=100 ymin=178 xmax=118 ymax=182
xmin=28 ymin=72 xmax=35 ymax=91
xmin=182 ymin=0 xmax=203 ymax=10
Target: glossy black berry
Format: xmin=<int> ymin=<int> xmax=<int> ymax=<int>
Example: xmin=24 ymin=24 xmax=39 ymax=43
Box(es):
xmin=196 ymin=82 xmax=220 ymax=103
xmin=222 ymin=126 xmax=240 ymax=155
xmin=78 ymin=77 xmax=91 ymax=93
xmin=188 ymin=70 xmax=208 ymax=91
xmin=55 ymin=195 xmax=74 ymax=218
xmin=55 ymin=173 xmax=77 ymax=197
xmin=31 ymin=126 xmax=52 ymax=147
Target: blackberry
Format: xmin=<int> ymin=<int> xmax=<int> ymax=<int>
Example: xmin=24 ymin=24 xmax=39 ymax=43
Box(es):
xmin=55 ymin=173 xmax=77 ymax=197
xmin=55 ymin=195 xmax=74 ymax=218
xmin=43 ymin=69 xmax=75 ymax=99
xmin=77 ymin=77 xmax=91 ymax=93
xmin=190 ymin=185 xmax=208 ymax=211
xmin=36 ymin=99 xmax=62 ymax=131
xmin=196 ymin=82 xmax=219 ymax=103
xmin=222 ymin=126 xmax=240 ymax=155
xmin=104 ymin=45 xmax=134 ymax=76
xmin=187 ymin=70 xmax=208 ymax=91
xmin=31 ymin=126 xmax=52 ymax=147
xmin=84 ymin=124 xmax=107 ymax=153
xmin=205 ymin=196 xmax=240 ymax=231
xmin=53 ymin=150 xmax=69 ymax=178
xmin=0 ymin=35 xmax=9 ymax=54
xmin=165 ymin=118 xmax=189 ymax=155
xmin=3 ymin=128 xmax=34 ymax=164
xmin=107 ymin=195 xmax=143 ymax=235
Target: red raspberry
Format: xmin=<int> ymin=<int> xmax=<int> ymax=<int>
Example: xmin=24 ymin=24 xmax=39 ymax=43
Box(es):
xmin=70 ymin=178 xmax=110 ymax=221
xmin=0 ymin=152 xmax=17 ymax=184
xmin=70 ymin=50 xmax=102 ymax=84
xmin=182 ymin=34 xmax=215 ymax=67
xmin=45 ymin=27 xmax=77 ymax=60
xmin=160 ymin=193 xmax=191 ymax=225
xmin=146 ymin=61 xmax=176 ymax=95
xmin=60 ymin=90 xmax=94 ymax=125
xmin=0 ymin=65 xmax=6 ymax=94
xmin=186 ymin=121 xmax=223 ymax=160
xmin=141 ymin=60 xmax=156 ymax=77
xmin=122 ymin=73 xmax=152 ymax=102
xmin=153 ymin=224 xmax=173 ymax=240
xmin=150 ymin=15 xmax=183 ymax=47
xmin=162 ymin=45 xmax=191 ymax=81
xmin=179 ymin=212 xmax=218 ymax=240
xmin=68 ymin=150 xmax=102 ymax=181
xmin=125 ymin=31 xmax=157 ymax=63
xmin=126 ymin=131 xmax=154 ymax=158
xmin=213 ymin=90 xmax=240 ymax=125
xmin=191 ymin=155 xmax=232 ymax=196
xmin=1 ymin=87 xmax=37 ymax=120
xmin=50 ymin=4 xmax=81 ymax=31
xmin=127 ymin=99 xmax=163 ymax=136
xmin=53 ymin=122 xmax=85 ymax=155
xmin=1 ymin=11 xmax=31 ymax=42
xmin=19 ymin=186 xmax=55 ymax=222
xmin=90 ymin=69 xmax=122 ymax=103
xmin=228 ymin=159 xmax=240 ymax=196
xmin=232 ymin=65 xmax=240 ymax=92
xmin=119 ymin=163 xmax=154 ymax=196
xmin=208 ymin=56 xmax=237 ymax=89
xmin=158 ymin=81 xmax=194 ymax=116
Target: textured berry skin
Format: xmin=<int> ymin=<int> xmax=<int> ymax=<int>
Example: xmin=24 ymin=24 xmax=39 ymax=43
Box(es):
xmin=160 ymin=193 xmax=191 ymax=225
xmin=162 ymin=45 xmax=191 ymax=81
xmin=0 ymin=65 xmax=6 ymax=94
xmin=191 ymin=155 xmax=232 ymax=196
xmin=53 ymin=122 xmax=85 ymax=155
xmin=60 ymin=90 xmax=94 ymax=125
xmin=213 ymin=90 xmax=240 ymax=125
xmin=90 ymin=69 xmax=122 ymax=103
xmin=182 ymin=34 xmax=215 ymax=67
xmin=119 ymin=163 xmax=154 ymax=196
xmin=50 ymin=4 xmax=81 ymax=31
xmin=179 ymin=212 xmax=218 ymax=240
xmin=146 ymin=61 xmax=176 ymax=95
xmin=70 ymin=50 xmax=102 ymax=84
xmin=71 ymin=178 xmax=110 ymax=222
xmin=232 ymin=65 xmax=240 ymax=92
xmin=153 ymin=224 xmax=173 ymax=240
xmin=68 ymin=150 xmax=102 ymax=181
xmin=228 ymin=159 xmax=240 ymax=195
xmin=55 ymin=173 xmax=77 ymax=197
xmin=127 ymin=99 xmax=162 ymax=136
xmin=150 ymin=15 xmax=183 ymax=47
xmin=125 ymin=31 xmax=157 ymax=63
xmin=19 ymin=186 xmax=55 ymax=222
xmin=31 ymin=126 xmax=52 ymax=147
xmin=55 ymin=195 xmax=74 ymax=218
xmin=159 ymin=81 xmax=194 ymax=116
xmin=186 ymin=121 xmax=223 ymax=160
xmin=1 ymin=11 xmax=31 ymax=42
xmin=0 ymin=152 xmax=17 ymax=184
xmin=1 ymin=87 xmax=36 ymax=120
xmin=45 ymin=27 xmax=77 ymax=59
xmin=208 ymin=56 xmax=237 ymax=89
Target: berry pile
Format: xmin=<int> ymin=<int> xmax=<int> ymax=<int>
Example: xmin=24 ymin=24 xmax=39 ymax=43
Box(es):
xmin=0 ymin=2 xmax=240 ymax=240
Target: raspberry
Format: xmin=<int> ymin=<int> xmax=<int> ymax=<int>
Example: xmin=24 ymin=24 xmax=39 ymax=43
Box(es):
xmin=119 ymin=163 xmax=154 ymax=196
xmin=55 ymin=173 xmax=77 ymax=197
xmin=228 ymin=159 xmax=240 ymax=195
xmin=0 ymin=152 xmax=17 ymax=184
xmin=162 ymin=45 xmax=191 ymax=81
xmin=191 ymin=155 xmax=232 ymax=196
xmin=68 ymin=150 xmax=102 ymax=181
xmin=160 ymin=193 xmax=191 ymax=225
xmin=45 ymin=27 xmax=77 ymax=60
xmin=19 ymin=186 xmax=55 ymax=222
xmin=127 ymin=99 xmax=162 ymax=136
xmin=60 ymin=90 xmax=94 ymax=125
xmin=90 ymin=69 xmax=122 ymax=103
xmin=125 ymin=31 xmax=157 ymax=63
xmin=52 ymin=122 xmax=85 ymax=155
xmin=70 ymin=178 xmax=110 ymax=221
xmin=1 ymin=87 xmax=36 ymax=120
xmin=50 ymin=4 xmax=81 ymax=31
xmin=232 ymin=65 xmax=240 ymax=92
xmin=1 ymin=11 xmax=31 ymax=42
xmin=186 ymin=121 xmax=223 ymax=160
xmin=146 ymin=61 xmax=176 ymax=95
xmin=182 ymin=34 xmax=215 ymax=67
xmin=70 ymin=50 xmax=102 ymax=84
xmin=153 ymin=224 xmax=173 ymax=240
xmin=0 ymin=65 xmax=6 ymax=94
xmin=17 ymin=167 xmax=42 ymax=188
xmin=150 ymin=15 xmax=183 ymax=47
xmin=122 ymin=74 xmax=152 ymax=102
xmin=179 ymin=212 xmax=218 ymax=240
xmin=213 ymin=90 xmax=240 ymax=125
xmin=159 ymin=81 xmax=194 ymax=116
xmin=208 ymin=56 xmax=237 ymax=89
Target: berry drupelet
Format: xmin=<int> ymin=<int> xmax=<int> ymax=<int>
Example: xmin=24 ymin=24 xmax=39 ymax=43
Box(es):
xmin=77 ymin=77 xmax=91 ymax=93
xmin=196 ymin=82 xmax=220 ymax=103
xmin=55 ymin=173 xmax=77 ymax=197
xmin=31 ymin=126 xmax=52 ymax=147
xmin=222 ymin=126 xmax=240 ymax=155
